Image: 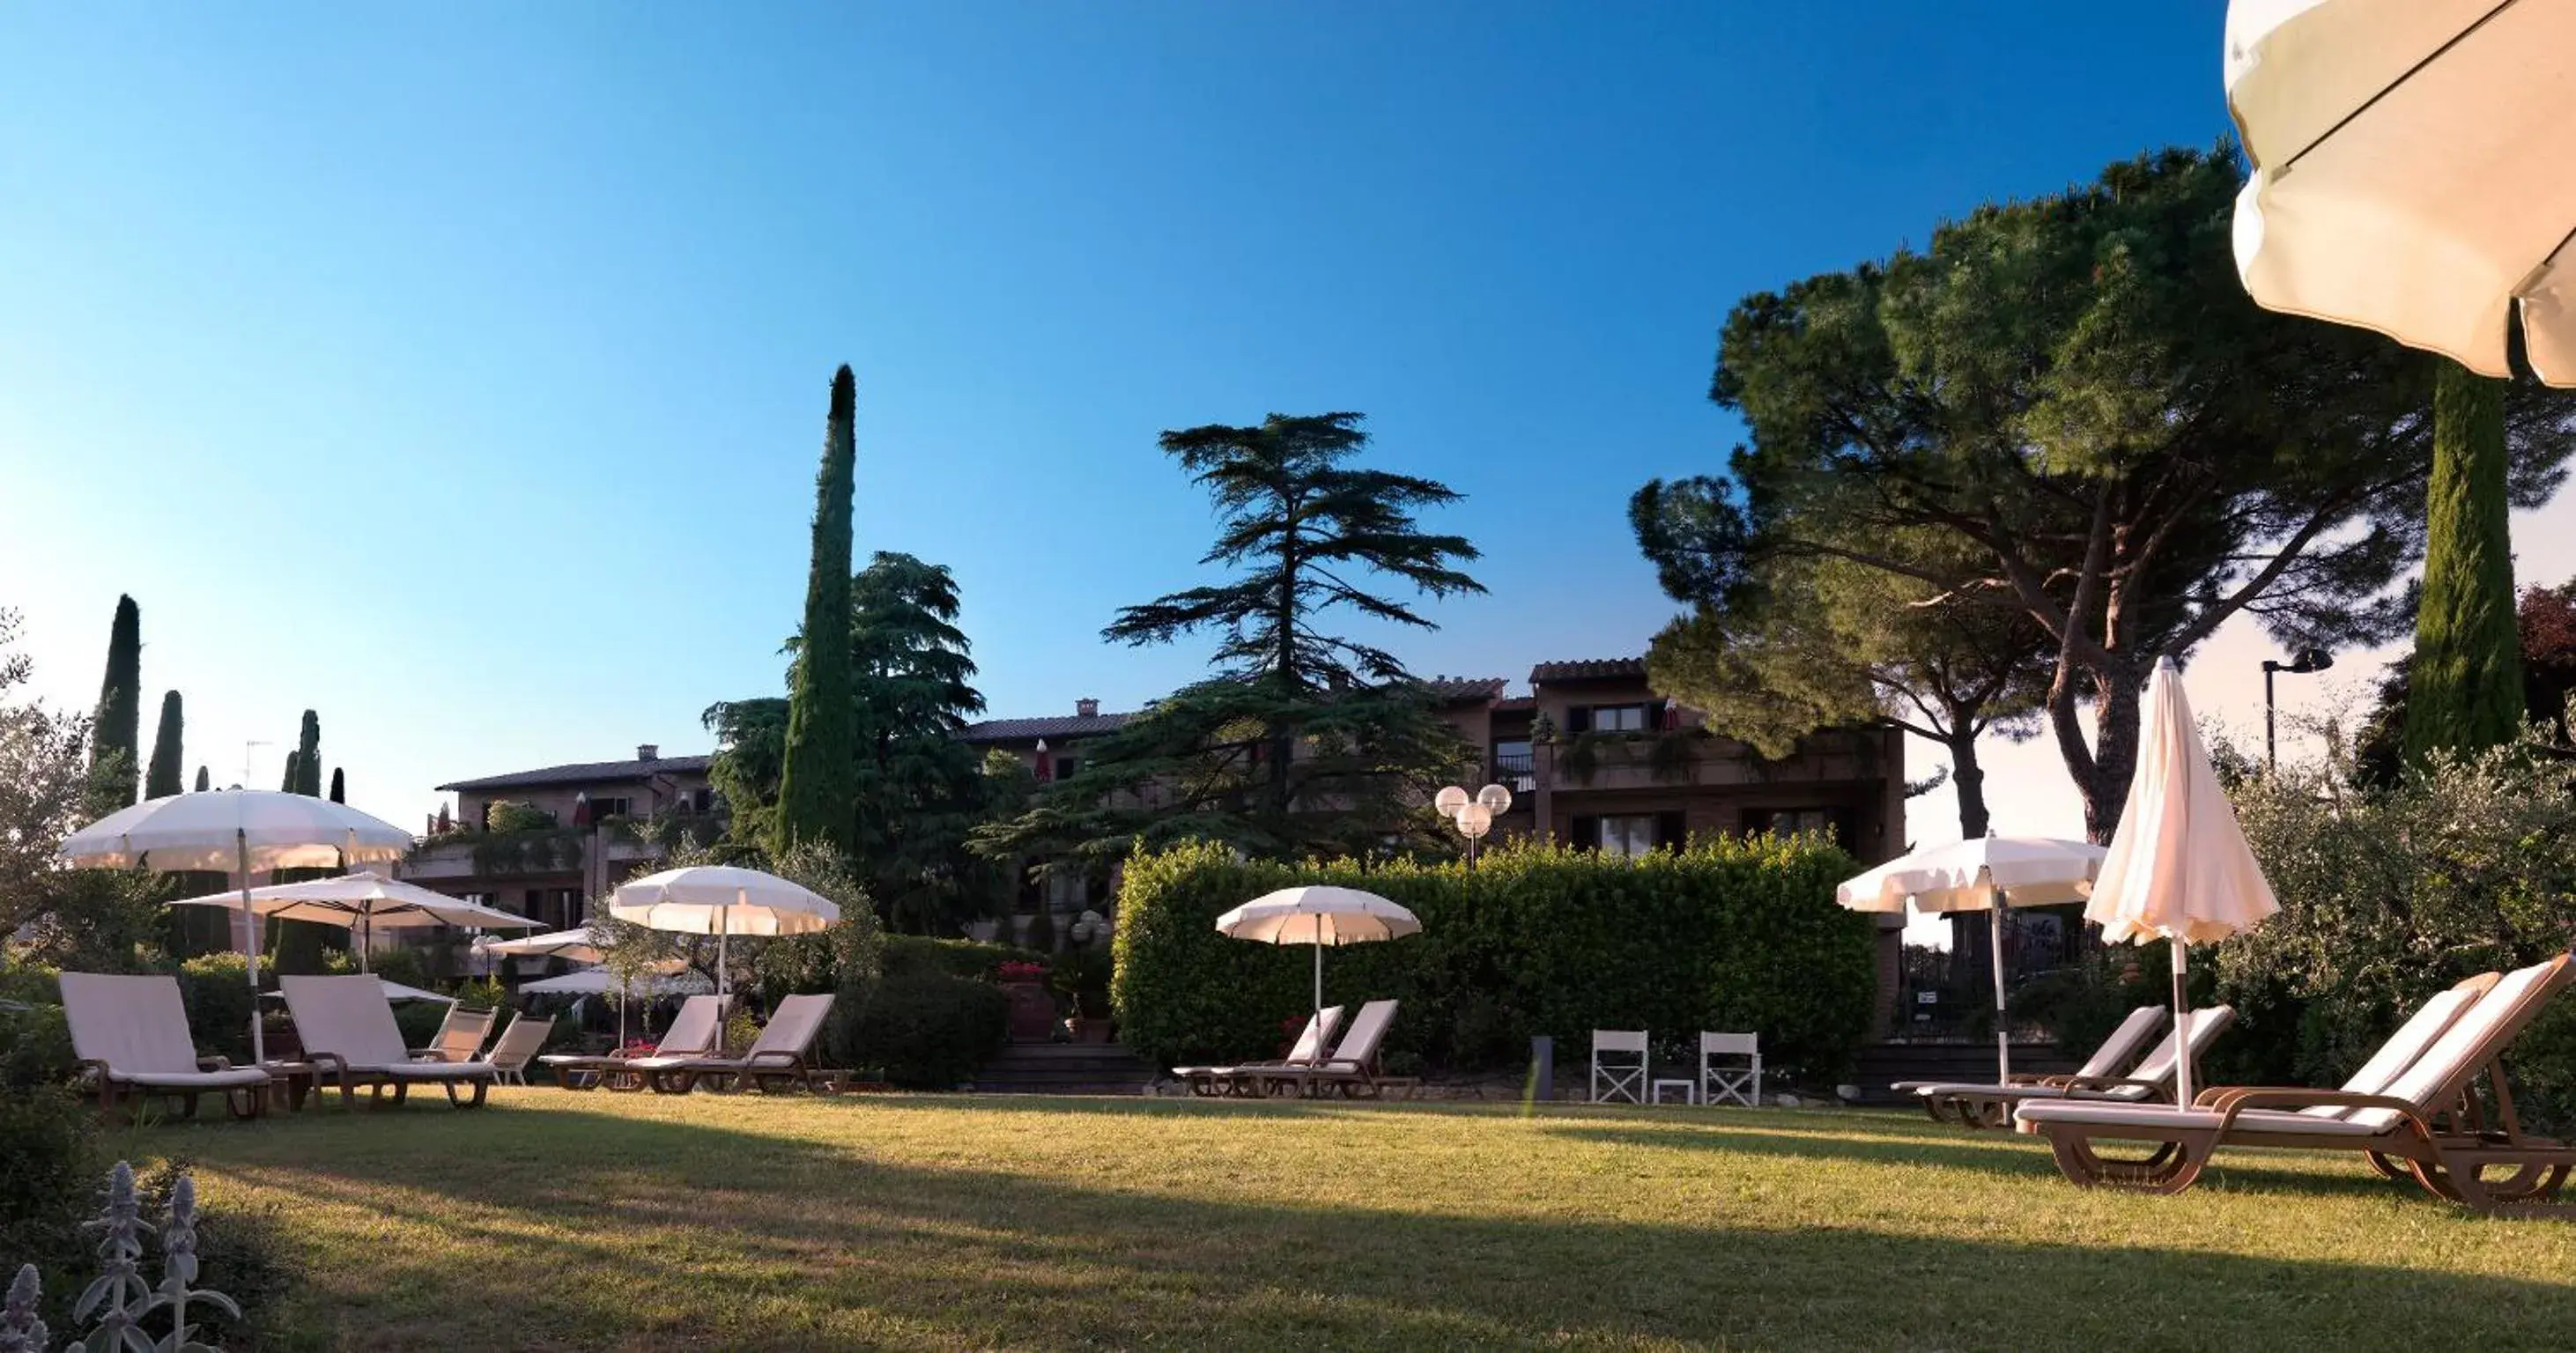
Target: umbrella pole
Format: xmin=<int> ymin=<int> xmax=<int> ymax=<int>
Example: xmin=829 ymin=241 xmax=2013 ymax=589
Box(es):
xmin=1990 ymin=900 xmax=2010 ymax=1083
xmin=2171 ymin=939 xmax=2193 ymax=1109
xmin=360 ymin=910 xmax=372 ymax=974
xmin=1313 ymin=940 xmax=1323 ymax=1037
xmin=238 ymin=829 xmax=264 ymax=1066
xmin=718 ymin=905 xmax=729 ymax=997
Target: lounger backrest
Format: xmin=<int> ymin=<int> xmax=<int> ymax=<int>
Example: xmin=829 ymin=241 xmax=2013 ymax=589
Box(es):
xmin=2113 ymin=1006 xmax=2235 ymax=1099
xmin=2302 ymin=973 xmax=2497 ymax=1120
xmin=2353 ymin=956 xmax=2572 ymax=1131
xmin=1324 ymin=1000 xmax=1397 ymax=1068
xmin=2074 ymin=1006 xmax=2169 ymax=1080
xmin=427 ymin=1006 xmax=498 ymax=1061
xmin=486 ymin=1013 xmax=556 ymax=1070
xmin=657 ymin=995 xmax=730 ymax=1056
xmin=59 ymin=972 xmax=203 ymax=1076
xmin=280 ymin=974 xmax=413 ymax=1068
xmin=1285 ymin=1006 xmax=1345 ymax=1065
xmin=744 ymin=994 xmax=833 ymax=1059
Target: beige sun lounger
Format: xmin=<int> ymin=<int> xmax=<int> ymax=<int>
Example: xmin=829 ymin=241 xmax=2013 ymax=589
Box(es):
xmin=1895 ymin=1004 xmax=2169 ymax=1128
xmin=280 ymin=974 xmax=500 ymax=1108
xmin=538 ymin=994 xmax=731 ymax=1091
xmin=486 ymin=1012 xmax=558 ymax=1086
xmin=618 ymin=994 xmax=844 ymax=1094
xmin=414 ymin=1004 xmax=498 ymax=1063
xmin=1174 ymin=1005 xmax=1344 ymax=1098
xmin=60 ymin=972 xmax=272 ymax=1120
xmin=2017 ymin=960 xmax=2575 ymax=1213
xmin=1902 ymin=1004 xmax=2235 ymax=1128
xmin=1243 ymin=999 xmax=1418 ymax=1100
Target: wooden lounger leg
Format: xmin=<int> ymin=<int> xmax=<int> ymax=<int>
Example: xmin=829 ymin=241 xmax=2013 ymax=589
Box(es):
xmin=2042 ymin=1127 xmax=2211 ymax=1194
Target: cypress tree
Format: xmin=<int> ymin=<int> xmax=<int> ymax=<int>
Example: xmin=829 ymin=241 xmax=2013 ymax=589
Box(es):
xmin=91 ymin=594 xmax=142 ymax=808
xmin=2406 ymin=361 xmax=2525 ymax=760
xmin=329 ymin=767 xmax=344 ymax=803
xmin=776 ymin=366 xmax=861 ymax=856
xmin=144 ymin=691 xmax=184 ymax=799
xmin=272 ymin=707 xmax=341 ymax=971
xmin=294 ymin=711 xmax=322 ymax=795
xmin=280 ymin=752 xmax=299 ymax=791
xmin=194 ymin=766 xmax=211 ymax=793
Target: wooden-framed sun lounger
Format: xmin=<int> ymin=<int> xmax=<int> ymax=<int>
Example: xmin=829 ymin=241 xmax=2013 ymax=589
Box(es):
xmin=1906 ymin=1004 xmax=2234 ymax=1128
xmin=619 ymin=994 xmax=846 ymax=1094
xmin=1894 ymin=1005 xmax=2167 ymax=1128
xmin=60 ymin=972 xmax=271 ymax=1121
xmin=1245 ymin=1000 xmax=1419 ymax=1100
xmin=538 ymin=994 xmax=730 ymax=1091
xmin=1173 ymin=1005 xmax=1344 ymax=1098
xmin=280 ymin=974 xmax=500 ymax=1108
xmin=2017 ymin=958 xmax=2575 ymax=1213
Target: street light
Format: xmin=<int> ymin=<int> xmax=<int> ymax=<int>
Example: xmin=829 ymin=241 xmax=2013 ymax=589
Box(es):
xmin=1438 ymin=781 xmax=1512 ymax=867
xmin=2261 ymin=647 xmax=2334 ymax=769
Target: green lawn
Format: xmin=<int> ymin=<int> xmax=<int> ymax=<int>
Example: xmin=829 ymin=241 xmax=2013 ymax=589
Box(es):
xmin=120 ymin=1090 xmax=2576 ymax=1350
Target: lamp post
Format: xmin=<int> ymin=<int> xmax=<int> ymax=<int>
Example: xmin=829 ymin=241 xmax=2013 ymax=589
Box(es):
xmin=2260 ymin=647 xmax=2334 ymax=769
xmin=1438 ymin=782 xmax=1513 ymax=867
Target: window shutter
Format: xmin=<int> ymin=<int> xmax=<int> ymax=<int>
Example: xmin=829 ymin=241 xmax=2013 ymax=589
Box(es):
xmin=1569 ymin=815 xmax=1600 ymax=850
xmin=1566 ymin=706 xmax=1592 ymax=735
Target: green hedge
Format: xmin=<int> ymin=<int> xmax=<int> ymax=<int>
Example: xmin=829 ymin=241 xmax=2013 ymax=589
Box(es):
xmin=1112 ymin=835 xmax=1874 ymax=1083
xmin=834 ymin=973 xmax=1009 ymax=1088
xmin=879 ymin=935 xmax=1045 ymax=982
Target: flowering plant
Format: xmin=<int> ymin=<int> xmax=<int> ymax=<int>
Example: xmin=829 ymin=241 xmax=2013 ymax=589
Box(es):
xmin=996 ymin=961 xmax=1050 ymax=983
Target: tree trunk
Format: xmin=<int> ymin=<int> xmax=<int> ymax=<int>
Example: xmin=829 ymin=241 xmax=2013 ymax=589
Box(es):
xmin=1948 ymin=728 xmax=1990 ymax=839
xmin=2407 ymin=360 xmax=2523 ymax=760
xmin=2080 ymin=666 xmax=2143 ymax=844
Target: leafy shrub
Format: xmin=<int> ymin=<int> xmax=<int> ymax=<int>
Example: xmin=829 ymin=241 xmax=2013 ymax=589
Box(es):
xmin=393 ymin=1001 xmax=450 ymax=1050
xmin=834 ymin=973 xmax=1007 ymax=1088
xmin=0 ymin=1085 xmax=97 ymax=1334
xmin=176 ymin=952 xmax=259 ymax=1066
xmin=0 ymin=1002 xmax=76 ymax=1090
xmin=880 ymin=935 xmax=1042 ymax=981
xmin=1113 ymin=835 xmax=1873 ymax=1083
xmin=2208 ymin=733 xmax=2576 ymax=1129
xmin=482 ymin=800 xmax=557 ymax=832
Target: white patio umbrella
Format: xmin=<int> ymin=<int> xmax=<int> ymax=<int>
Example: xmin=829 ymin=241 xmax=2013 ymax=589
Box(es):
xmin=1838 ymin=837 xmax=2107 ymax=1083
xmin=60 ymin=790 xmax=412 ymax=1062
xmin=605 ymin=865 xmax=839 ymax=994
xmin=2225 ymin=1 xmax=2576 ymax=383
xmin=520 ymin=966 xmax=714 ymax=998
xmin=166 ymin=871 xmax=537 ymax=972
xmin=2086 ymin=658 xmax=2280 ymax=1108
xmin=259 ymin=976 xmax=453 ymax=1005
xmin=475 ymin=928 xmax=607 ymax=964
xmin=1214 ymin=886 xmax=1423 ymax=1042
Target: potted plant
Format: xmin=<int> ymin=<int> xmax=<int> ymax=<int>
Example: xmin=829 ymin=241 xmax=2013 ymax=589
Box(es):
xmin=1050 ymin=949 xmax=1114 ymax=1043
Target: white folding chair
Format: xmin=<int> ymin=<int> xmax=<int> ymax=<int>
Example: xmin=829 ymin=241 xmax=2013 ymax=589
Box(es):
xmin=1590 ymin=1030 xmax=1648 ymax=1104
xmin=1699 ymin=1031 xmax=1762 ymax=1108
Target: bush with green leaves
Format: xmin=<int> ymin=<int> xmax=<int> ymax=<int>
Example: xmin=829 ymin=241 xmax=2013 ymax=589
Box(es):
xmin=2207 ymin=733 xmax=2576 ymax=1122
xmin=879 ymin=935 xmax=1042 ymax=982
xmin=834 ymin=972 xmax=1007 ymax=1088
xmin=481 ymin=800 xmax=557 ymax=832
xmin=174 ymin=952 xmax=259 ymax=1067
xmin=1112 ymin=835 xmax=1873 ymax=1083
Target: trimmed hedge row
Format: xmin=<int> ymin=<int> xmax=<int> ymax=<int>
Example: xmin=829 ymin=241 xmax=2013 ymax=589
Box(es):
xmin=1111 ymin=835 xmax=1874 ymax=1083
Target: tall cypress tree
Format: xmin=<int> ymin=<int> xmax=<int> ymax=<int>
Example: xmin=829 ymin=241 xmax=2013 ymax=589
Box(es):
xmin=775 ymin=366 xmax=861 ymax=856
xmin=90 ymin=595 xmax=142 ymax=810
xmin=328 ymin=767 xmax=344 ymax=803
xmin=144 ymin=691 xmax=184 ymax=799
xmin=280 ymin=752 xmax=299 ymax=791
xmin=271 ymin=709 xmax=337 ymax=972
xmin=2407 ymin=361 xmax=2525 ymax=760
xmin=193 ymin=766 xmax=211 ymax=793
xmin=293 ymin=711 xmax=322 ymax=795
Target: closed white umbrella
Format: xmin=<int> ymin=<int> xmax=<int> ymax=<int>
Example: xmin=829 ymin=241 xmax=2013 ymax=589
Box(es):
xmin=2086 ymin=658 xmax=2280 ymax=1108
xmin=259 ymin=976 xmax=452 ymax=1005
xmin=475 ymin=928 xmax=607 ymax=964
xmin=520 ymin=966 xmax=713 ymax=998
xmin=2226 ymin=0 xmax=2576 ymax=383
xmin=1214 ymin=886 xmax=1423 ymax=1040
xmin=605 ymin=865 xmax=839 ymax=994
xmin=60 ymin=790 xmax=412 ymax=1062
xmin=1839 ymin=836 xmax=2107 ymax=1083
xmin=166 ymin=871 xmax=537 ymax=972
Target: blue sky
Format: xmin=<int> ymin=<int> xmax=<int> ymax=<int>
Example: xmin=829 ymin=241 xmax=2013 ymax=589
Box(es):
xmin=9 ymin=2 xmax=2419 ymax=858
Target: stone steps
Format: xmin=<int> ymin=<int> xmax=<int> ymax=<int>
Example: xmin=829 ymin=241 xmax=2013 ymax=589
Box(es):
xmin=971 ymin=1041 xmax=1156 ymax=1096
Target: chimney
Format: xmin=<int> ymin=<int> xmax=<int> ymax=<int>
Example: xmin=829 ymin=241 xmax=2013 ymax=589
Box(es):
xmin=1076 ymin=698 xmax=1099 ymax=719
xmin=637 ymin=743 xmax=659 ymax=762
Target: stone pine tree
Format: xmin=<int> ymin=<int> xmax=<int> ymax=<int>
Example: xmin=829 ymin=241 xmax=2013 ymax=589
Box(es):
xmin=144 ymin=691 xmax=184 ymax=799
xmin=775 ymin=366 xmax=861 ymax=857
xmin=89 ymin=595 xmax=142 ymax=810
xmin=2406 ymin=362 xmax=2527 ymax=760
xmin=976 ymin=411 xmax=1484 ymax=866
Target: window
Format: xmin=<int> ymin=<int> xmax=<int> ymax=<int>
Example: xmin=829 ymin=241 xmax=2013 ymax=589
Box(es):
xmin=1598 ymin=815 xmax=1656 ymax=858
xmin=689 ymin=787 xmax=714 ymax=813
xmin=1054 ymin=756 xmax=1079 ymax=781
xmin=1747 ymin=807 xmax=1846 ymax=842
xmin=588 ymin=796 xmax=632 ymax=820
xmin=1571 ymin=703 xmax=1648 ymax=734
xmin=1492 ymin=739 xmax=1533 ymax=777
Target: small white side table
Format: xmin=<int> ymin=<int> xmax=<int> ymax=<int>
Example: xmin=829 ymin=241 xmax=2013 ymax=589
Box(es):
xmin=1650 ymin=1077 xmax=1698 ymax=1105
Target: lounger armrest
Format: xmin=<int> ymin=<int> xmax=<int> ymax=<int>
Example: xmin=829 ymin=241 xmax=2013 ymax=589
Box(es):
xmin=407 ymin=1045 xmax=455 ymax=1063
xmin=196 ymin=1054 xmax=233 ymax=1071
xmin=2052 ymin=1075 xmax=2170 ymax=1095
xmin=2201 ymin=1088 xmax=2436 ymax=1137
